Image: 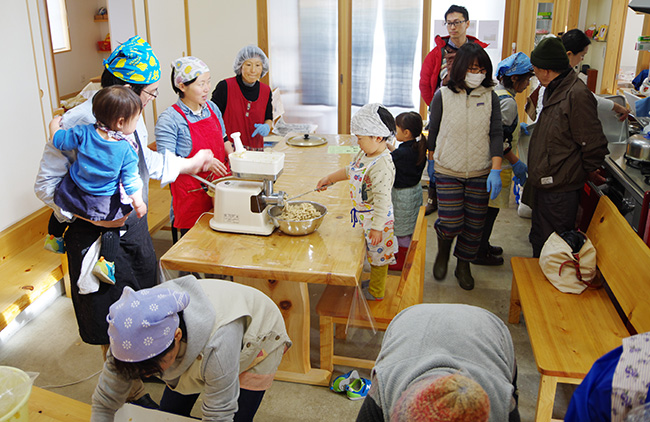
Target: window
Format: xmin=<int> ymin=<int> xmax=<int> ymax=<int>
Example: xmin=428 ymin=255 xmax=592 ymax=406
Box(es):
xmin=269 ymin=0 xmax=422 ymax=134
xmin=46 ymin=0 xmax=70 ymax=53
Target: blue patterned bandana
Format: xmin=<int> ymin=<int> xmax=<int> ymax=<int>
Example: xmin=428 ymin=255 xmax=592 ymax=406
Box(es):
xmin=103 ymin=36 xmax=161 ymax=85
xmin=107 ymin=286 xmax=190 ymax=362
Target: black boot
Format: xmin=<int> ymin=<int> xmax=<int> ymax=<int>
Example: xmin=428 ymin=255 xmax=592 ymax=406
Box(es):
xmin=488 ymin=244 xmax=503 ymax=256
xmin=454 ymin=259 xmax=475 ymax=290
xmin=425 ymin=184 xmax=438 ymax=215
xmin=433 ymin=235 xmax=453 ymax=280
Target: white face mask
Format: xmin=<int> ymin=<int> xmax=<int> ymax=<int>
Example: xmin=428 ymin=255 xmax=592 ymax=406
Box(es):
xmin=465 ymin=72 xmax=485 ymax=89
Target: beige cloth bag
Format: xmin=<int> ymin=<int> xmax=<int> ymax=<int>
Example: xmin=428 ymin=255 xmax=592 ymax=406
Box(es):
xmin=539 ymin=231 xmax=597 ymax=294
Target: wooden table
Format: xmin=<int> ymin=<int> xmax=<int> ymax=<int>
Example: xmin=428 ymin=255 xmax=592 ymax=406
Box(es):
xmin=160 ymin=135 xmax=367 ymax=386
xmin=29 ymin=387 xmax=91 ymax=421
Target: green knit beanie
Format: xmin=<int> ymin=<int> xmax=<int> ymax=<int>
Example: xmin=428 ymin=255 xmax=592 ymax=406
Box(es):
xmin=390 ymin=373 xmax=490 ymax=422
xmin=530 ymin=37 xmax=569 ymax=70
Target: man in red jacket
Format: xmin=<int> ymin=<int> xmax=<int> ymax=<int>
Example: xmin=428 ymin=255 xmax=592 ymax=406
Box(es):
xmin=419 ymin=5 xmax=488 ymax=215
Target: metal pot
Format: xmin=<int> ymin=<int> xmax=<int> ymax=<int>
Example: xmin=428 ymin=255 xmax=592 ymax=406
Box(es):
xmin=267 ymin=201 xmax=327 ymax=235
xmin=626 ymin=134 xmax=650 ymax=163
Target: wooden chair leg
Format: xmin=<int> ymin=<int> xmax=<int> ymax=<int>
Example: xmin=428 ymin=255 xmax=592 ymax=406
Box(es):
xmin=535 ymin=375 xmax=557 ymax=422
xmin=320 ymin=316 xmax=334 ymax=373
xmin=508 ymin=276 xmax=521 ymax=324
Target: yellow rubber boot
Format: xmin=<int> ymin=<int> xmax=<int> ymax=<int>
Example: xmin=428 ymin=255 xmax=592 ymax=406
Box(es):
xmin=368 ymin=265 xmax=389 ymax=300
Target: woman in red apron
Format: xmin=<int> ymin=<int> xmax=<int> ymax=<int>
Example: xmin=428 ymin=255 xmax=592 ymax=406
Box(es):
xmin=211 ymin=45 xmax=273 ymax=151
xmin=155 ymin=56 xmax=233 ymax=234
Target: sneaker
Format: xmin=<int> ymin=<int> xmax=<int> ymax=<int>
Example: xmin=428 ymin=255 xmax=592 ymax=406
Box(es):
xmin=331 ymin=370 xmax=360 ymax=393
xmin=44 ymin=235 xmax=65 ymax=254
xmin=93 ymin=257 xmax=116 ymax=285
xmin=362 ymin=287 xmax=383 ymax=301
xmin=346 ymin=377 xmax=371 ymax=400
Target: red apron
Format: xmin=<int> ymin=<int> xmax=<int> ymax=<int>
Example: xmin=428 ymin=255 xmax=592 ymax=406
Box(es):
xmin=224 ymin=77 xmax=270 ymax=151
xmin=170 ymin=104 xmax=228 ymax=229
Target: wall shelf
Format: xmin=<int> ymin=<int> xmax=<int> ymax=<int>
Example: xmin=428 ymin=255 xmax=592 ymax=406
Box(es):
xmin=94 ymin=15 xmax=108 ymax=22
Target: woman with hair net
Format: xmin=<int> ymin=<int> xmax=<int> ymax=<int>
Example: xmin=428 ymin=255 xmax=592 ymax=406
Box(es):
xmin=156 ymin=56 xmax=233 ymax=236
xmin=211 ymin=45 xmax=273 ymax=151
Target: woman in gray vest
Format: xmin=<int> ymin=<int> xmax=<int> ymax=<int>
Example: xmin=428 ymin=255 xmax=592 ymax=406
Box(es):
xmin=427 ymin=42 xmax=503 ymax=290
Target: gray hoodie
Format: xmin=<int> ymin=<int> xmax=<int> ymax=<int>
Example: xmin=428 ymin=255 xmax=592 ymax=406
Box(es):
xmin=370 ymin=303 xmax=516 ymax=421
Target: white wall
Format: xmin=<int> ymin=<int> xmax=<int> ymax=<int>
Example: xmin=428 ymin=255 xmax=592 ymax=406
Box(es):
xmin=107 ymin=0 xmax=136 ymax=49
xmin=146 ymin=0 xmax=189 ymax=119
xmin=430 ymin=1 xmax=505 ymax=73
xmin=0 ymin=0 xmax=53 ymax=230
xmin=187 ymin=0 xmax=258 ymax=84
xmin=582 ymin=0 xmax=612 ymax=93
xmin=53 ymin=0 xmax=107 ymax=96
xmin=620 ymin=9 xmax=646 ymax=82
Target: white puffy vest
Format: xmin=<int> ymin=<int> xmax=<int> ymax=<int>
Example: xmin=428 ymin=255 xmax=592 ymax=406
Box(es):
xmin=434 ymin=86 xmax=493 ymax=178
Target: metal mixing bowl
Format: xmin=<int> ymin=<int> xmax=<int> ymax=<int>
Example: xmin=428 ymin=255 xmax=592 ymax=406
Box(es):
xmin=267 ymin=201 xmax=328 ymax=235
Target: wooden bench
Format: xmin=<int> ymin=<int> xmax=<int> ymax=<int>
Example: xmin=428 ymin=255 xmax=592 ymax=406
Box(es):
xmin=0 ymin=180 xmax=171 ymax=333
xmin=508 ymin=195 xmax=650 ymax=421
xmin=316 ymin=206 xmax=427 ymax=373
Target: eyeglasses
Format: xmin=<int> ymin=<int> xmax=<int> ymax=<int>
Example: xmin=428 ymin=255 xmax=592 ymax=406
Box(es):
xmin=444 ymin=19 xmax=467 ymax=27
xmin=142 ymin=88 xmax=158 ymax=99
xmin=467 ymin=67 xmax=487 ymax=74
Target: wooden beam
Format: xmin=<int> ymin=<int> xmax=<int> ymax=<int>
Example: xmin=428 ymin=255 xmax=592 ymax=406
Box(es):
xmin=502 ymin=0 xmax=520 ymax=60
xmin=601 ymin=0 xmax=628 ymax=94
xmin=515 ymin=0 xmax=538 ymax=122
xmin=420 ymin=0 xmax=431 ymax=118
xmin=566 ymin=0 xmax=581 ymax=30
xmin=184 ymin=0 xmax=191 ymax=56
xmin=636 ymin=14 xmax=650 ymax=75
xmin=338 ymin=0 xmax=352 ymax=134
xmin=257 ymin=0 xmax=270 ymax=86
xmin=552 ymin=0 xmax=569 ymax=35
xmin=143 ymin=0 xmax=157 ymax=120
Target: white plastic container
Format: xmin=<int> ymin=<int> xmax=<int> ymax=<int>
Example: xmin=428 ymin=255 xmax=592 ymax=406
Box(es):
xmin=229 ymin=151 xmax=285 ymax=177
xmin=0 ymin=367 xmax=32 ymax=422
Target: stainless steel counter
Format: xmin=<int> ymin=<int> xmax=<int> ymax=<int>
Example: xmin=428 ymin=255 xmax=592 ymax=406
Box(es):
xmin=601 ymin=142 xmax=650 ymax=231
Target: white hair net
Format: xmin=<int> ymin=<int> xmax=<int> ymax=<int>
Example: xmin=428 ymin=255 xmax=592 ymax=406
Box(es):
xmin=350 ymin=103 xmax=392 ymax=137
xmin=233 ymin=45 xmax=269 ymax=77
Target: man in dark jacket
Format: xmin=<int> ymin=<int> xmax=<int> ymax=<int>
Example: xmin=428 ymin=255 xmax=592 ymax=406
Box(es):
xmin=527 ymin=37 xmax=608 ymax=257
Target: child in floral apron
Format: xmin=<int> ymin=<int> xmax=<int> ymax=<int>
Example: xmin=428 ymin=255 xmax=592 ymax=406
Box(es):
xmin=317 ymin=104 xmax=397 ymax=301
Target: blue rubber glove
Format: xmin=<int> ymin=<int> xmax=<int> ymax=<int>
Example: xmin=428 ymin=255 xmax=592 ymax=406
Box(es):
xmin=520 ymin=122 xmax=529 ymax=136
xmin=511 ymin=160 xmax=528 ymax=186
xmin=252 ymin=123 xmax=271 ymax=137
xmin=427 ymin=159 xmax=435 ymax=182
xmin=486 ymin=169 xmax=502 ymax=200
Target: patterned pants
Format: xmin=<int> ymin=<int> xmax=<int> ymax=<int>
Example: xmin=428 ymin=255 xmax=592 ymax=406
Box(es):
xmin=434 ymin=173 xmax=489 ymax=261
